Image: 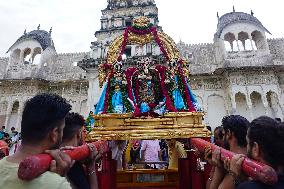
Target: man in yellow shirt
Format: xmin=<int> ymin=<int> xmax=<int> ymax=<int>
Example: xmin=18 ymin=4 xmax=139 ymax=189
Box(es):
xmin=0 ymin=94 xmax=73 ymax=189
xmin=167 ymin=139 xmax=187 ymax=169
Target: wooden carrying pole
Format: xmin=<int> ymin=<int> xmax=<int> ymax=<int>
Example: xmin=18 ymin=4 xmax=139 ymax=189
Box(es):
xmin=191 ymin=138 xmax=278 ymax=185
xmin=18 ymin=141 xmax=108 ymax=181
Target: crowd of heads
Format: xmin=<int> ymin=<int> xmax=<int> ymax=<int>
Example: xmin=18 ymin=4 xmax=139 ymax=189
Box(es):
xmin=211 ymin=115 xmax=284 ymax=169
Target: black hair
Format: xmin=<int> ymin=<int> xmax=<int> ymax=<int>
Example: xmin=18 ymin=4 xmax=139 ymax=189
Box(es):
xmin=62 ymin=112 xmax=85 ymax=141
xmin=249 ymin=116 xmax=284 ymax=168
xmin=21 ymin=93 xmax=71 ymax=144
xmin=222 ymin=115 xmax=250 ymax=147
xmin=275 ymin=118 xmax=282 ymax=123
xmin=214 ymin=126 xmax=223 ymax=139
xmin=206 ymin=126 xmax=212 ymax=132
xmin=2 ymin=126 xmax=5 ymax=129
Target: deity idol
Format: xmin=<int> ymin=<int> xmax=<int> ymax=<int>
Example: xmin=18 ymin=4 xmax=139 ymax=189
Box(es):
xmin=166 ymin=59 xmax=186 ymax=111
xmin=111 ymin=61 xmax=127 ymax=113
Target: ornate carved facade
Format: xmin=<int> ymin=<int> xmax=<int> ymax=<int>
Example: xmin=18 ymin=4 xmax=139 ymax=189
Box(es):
xmin=0 ymin=1 xmax=283 ymax=130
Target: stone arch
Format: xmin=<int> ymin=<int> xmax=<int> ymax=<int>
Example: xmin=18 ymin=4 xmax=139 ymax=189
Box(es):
xmin=11 ymin=49 xmax=21 ymax=65
xmin=251 ymin=30 xmax=266 ymax=50
xmin=7 ymin=101 xmax=20 ymax=130
xmin=235 ymin=92 xmax=250 ymax=120
xmin=250 ymin=91 xmax=265 ymax=118
xmin=224 ymin=32 xmax=235 ymax=51
xmin=23 ymin=48 xmax=32 ymax=64
xmin=207 ymin=95 xmax=227 ymax=130
xmin=266 ymin=91 xmax=282 ymax=119
xmin=0 ymin=101 xmax=8 ymax=127
xmin=238 ymin=32 xmax=249 ymax=51
xmin=80 ymin=99 xmax=88 ymax=117
xmin=32 ymin=47 xmax=42 ymax=64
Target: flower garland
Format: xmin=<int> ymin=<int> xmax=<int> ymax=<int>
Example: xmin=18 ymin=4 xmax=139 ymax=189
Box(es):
xmin=178 ymin=60 xmax=196 ymax=112
xmin=155 ymin=65 xmax=176 ymax=112
xmin=120 ymin=82 xmax=132 ymax=113
xmin=118 ymin=28 xmax=130 ymax=62
xmin=117 ymin=26 xmax=170 ymax=63
xmin=103 ymin=72 xmax=114 ymax=114
xmin=133 ymin=22 xmax=153 ymax=30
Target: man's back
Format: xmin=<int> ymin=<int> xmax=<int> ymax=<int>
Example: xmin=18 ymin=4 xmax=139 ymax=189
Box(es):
xmin=141 ymin=140 xmax=160 ymax=162
xmin=0 ymin=157 xmax=71 ymax=189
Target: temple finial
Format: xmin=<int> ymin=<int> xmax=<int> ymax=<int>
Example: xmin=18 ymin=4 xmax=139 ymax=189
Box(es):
xmin=233 ymin=5 xmax=235 ymax=12
xmin=251 ymin=10 xmax=254 ymax=16
xmin=217 ymin=12 xmax=219 ymax=20
xmin=24 ymin=29 xmax=27 ymax=35
xmin=49 ymin=27 xmax=53 ymax=35
xmin=37 ymin=24 xmax=41 ymax=30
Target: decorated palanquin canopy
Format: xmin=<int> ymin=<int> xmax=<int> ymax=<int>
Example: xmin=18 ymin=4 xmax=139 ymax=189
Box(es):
xmin=87 ymin=17 xmax=210 ymax=141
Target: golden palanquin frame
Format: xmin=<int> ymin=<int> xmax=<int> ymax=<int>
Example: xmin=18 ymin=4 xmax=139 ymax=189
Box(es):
xmin=88 ymin=17 xmax=209 ymax=140
xmin=88 ymin=112 xmax=210 ymax=140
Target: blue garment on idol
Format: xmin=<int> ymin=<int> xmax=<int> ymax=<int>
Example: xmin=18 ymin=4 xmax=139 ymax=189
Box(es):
xmin=140 ymin=102 xmax=150 ymax=113
xmin=112 ymin=89 xmax=124 ymax=113
xmin=95 ymin=82 xmax=108 ymax=114
xmin=186 ymin=80 xmax=202 ymax=111
xmin=172 ymin=75 xmax=185 ymax=110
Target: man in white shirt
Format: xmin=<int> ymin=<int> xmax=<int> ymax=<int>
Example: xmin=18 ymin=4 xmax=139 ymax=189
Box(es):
xmin=141 ymin=140 xmax=161 ymax=169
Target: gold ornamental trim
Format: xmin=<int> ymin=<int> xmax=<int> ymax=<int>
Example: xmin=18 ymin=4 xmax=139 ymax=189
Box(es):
xmin=88 ymin=112 xmax=210 ymax=141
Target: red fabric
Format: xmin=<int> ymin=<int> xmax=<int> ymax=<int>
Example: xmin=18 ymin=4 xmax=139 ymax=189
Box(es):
xmin=188 ymin=150 xmax=205 ymax=189
xmin=178 ymin=158 xmax=191 ymax=189
xmin=18 ymin=141 xmax=108 ymax=181
xmin=191 ymin=138 xmax=278 ymax=185
xmin=155 ymin=65 xmax=176 ymax=112
xmin=177 ymin=60 xmax=195 ymax=112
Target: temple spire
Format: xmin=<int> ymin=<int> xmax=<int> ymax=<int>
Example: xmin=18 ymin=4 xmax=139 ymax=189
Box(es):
xmin=37 ymin=24 xmax=41 ymax=30
xmin=233 ymin=5 xmax=235 ymax=12
xmin=251 ymin=10 xmax=254 ymax=16
xmin=217 ymin=12 xmax=219 ymax=20
xmin=49 ymin=27 xmax=53 ymax=35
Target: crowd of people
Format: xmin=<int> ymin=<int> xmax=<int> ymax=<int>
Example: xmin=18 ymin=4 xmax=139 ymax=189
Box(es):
xmin=0 ymin=93 xmax=283 ymax=189
xmin=205 ymin=115 xmax=284 ymax=189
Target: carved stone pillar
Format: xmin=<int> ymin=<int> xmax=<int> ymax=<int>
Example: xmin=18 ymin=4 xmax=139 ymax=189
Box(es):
xmin=246 ymin=96 xmax=254 ymax=121
xmin=19 ymin=50 xmax=25 ymax=63
xmin=261 ymin=94 xmax=269 ymax=115
xmin=230 ymin=94 xmax=237 ymax=114
xmin=87 ymin=78 xmax=96 ymax=113
xmin=15 ymin=102 xmax=24 ymax=130
xmin=4 ymin=101 xmax=13 ymax=129
xmin=248 ymin=35 xmax=255 ymax=51
xmin=235 ymin=34 xmax=240 ymax=51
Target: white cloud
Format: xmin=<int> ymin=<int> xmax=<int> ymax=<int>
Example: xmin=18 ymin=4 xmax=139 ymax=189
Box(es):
xmin=0 ymin=0 xmax=283 ymax=57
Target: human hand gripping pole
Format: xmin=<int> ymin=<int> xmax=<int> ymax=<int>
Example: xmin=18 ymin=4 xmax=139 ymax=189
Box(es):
xmin=191 ymin=138 xmax=278 ymax=185
xmin=18 ymin=141 xmax=108 ymax=181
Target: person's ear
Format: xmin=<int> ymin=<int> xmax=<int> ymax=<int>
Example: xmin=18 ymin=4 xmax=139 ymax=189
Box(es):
xmin=227 ymin=130 xmax=233 ymax=139
xmin=252 ymin=142 xmax=261 ymax=160
xmin=49 ymin=127 xmax=59 ymax=144
xmin=76 ymin=130 xmax=81 ymax=140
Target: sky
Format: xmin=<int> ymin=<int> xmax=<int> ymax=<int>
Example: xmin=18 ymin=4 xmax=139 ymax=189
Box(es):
xmin=0 ymin=0 xmax=284 ymax=57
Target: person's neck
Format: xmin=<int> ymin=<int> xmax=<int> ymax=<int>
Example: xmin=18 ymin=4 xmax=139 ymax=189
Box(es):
xmin=229 ymin=141 xmax=246 ymax=154
xmin=61 ymin=139 xmax=78 ymax=148
xmin=7 ymin=143 xmax=49 ymax=164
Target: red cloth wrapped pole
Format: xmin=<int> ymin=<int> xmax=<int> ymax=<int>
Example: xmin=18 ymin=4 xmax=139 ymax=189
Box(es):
xmin=191 ymin=138 xmax=278 ymax=185
xmin=18 ymin=141 xmax=108 ymax=181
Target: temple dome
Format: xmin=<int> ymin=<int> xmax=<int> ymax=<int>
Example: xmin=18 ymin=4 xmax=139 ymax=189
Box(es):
xmin=215 ymin=12 xmax=271 ymax=38
xmin=7 ymin=30 xmax=54 ymax=53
